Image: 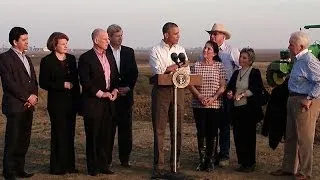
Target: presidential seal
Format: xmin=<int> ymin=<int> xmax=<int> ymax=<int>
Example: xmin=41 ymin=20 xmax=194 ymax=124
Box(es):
xmin=172 ymin=69 xmax=190 ymax=88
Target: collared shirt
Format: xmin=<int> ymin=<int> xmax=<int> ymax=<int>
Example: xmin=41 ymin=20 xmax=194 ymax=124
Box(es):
xmin=288 ymin=50 xmax=320 ymax=98
xmin=296 ymin=49 xmax=309 ymax=60
xmin=93 ymin=48 xmax=111 ymax=93
xmin=110 ymin=45 xmax=121 ymax=73
xmin=149 ymin=40 xmax=190 ymax=75
xmin=11 ymin=47 xmax=31 ymax=76
xmin=190 ymin=61 xmax=226 ymax=109
xmin=219 ymin=42 xmax=240 ymax=82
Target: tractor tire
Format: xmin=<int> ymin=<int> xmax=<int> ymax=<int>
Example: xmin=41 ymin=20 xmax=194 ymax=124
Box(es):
xmin=266 ymin=64 xmax=286 ymax=87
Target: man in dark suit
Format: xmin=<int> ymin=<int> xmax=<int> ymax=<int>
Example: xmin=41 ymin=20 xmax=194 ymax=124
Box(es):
xmin=0 ymin=27 xmax=38 ymax=180
xmin=78 ymin=28 xmax=119 ymax=176
xmin=107 ymin=24 xmax=138 ymax=168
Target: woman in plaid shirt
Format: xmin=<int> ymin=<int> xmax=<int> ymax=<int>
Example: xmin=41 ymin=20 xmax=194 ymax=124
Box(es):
xmin=189 ymin=41 xmax=226 ymax=172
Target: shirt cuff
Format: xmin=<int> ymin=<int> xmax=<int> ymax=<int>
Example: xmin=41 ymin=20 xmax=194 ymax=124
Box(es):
xmin=245 ymin=90 xmax=253 ymax=97
xmin=96 ymin=90 xmax=104 ymax=98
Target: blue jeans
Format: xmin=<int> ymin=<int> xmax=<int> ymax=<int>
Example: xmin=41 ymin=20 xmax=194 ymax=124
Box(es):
xmin=218 ymin=98 xmax=231 ymax=160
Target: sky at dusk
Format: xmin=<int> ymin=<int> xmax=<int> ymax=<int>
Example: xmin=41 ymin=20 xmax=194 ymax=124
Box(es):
xmin=0 ymin=0 xmax=319 ymax=49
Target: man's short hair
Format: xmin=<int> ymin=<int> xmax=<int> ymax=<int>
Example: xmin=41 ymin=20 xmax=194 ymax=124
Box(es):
xmin=9 ymin=27 xmax=28 ymax=46
xmin=162 ymin=22 xmax=178 ymax=34
xmin=107 ymin=24 xmax=122 ymax=37
xmin=91 ymin=28 xmax=105 ymax=41
xmin=290 ymin=31 xmax=311 ymax=48
xmin=46 ymin=32 xmax=69 ymax=51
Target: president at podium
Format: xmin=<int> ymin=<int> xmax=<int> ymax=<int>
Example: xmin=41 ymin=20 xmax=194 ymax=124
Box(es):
xmin=148 ymin=22 xmax=190 ymax=178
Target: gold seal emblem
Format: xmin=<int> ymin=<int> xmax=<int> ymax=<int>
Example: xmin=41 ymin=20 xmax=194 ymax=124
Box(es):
xmin=172 ymin=69 xmax=190 ymax=88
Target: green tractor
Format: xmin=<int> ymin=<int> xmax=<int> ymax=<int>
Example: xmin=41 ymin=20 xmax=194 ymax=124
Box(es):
xmin=266 ymin=24 xmax=320 ymax=87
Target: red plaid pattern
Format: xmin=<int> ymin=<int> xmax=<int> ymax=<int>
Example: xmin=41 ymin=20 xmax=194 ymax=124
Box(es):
xmin=190 ymin=61 xmax=226 ymax=109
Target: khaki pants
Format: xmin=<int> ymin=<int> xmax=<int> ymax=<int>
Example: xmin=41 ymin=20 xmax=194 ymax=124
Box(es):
xmin=151 ymin=85 xmax=184 ymax=169
xmin=282 ymin=96 xmax=320 ymax=177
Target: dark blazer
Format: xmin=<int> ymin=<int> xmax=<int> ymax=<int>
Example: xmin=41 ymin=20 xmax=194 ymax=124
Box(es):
xmin=0 ymin=49 xmax=38 ymax=114
xmin=78 ymin=48 xmax=119 ymax=117
xmin=107 ymin=45 xmax=138 ymax=105
xmin=227 ymin=68 xmax=264 ymax=122
xmin=39 ymin=53 xmax=80 ymax=113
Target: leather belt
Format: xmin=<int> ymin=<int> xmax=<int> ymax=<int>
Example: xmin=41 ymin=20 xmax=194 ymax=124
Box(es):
xmin=289 ymin=92 xmax=307 ymax=97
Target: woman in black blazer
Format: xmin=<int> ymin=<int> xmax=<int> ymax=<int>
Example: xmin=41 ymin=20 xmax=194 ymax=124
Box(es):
xmin=226 ymin=48 xmax=264 ymax=172
xmin=39 ymin=32 xmax=80 ymax=175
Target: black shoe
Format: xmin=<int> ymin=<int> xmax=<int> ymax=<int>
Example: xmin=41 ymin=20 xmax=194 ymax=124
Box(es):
xmin=247 ymin=164 xmax=256 ymax=172
xmin=196 ymin=161 xmax=207 ymax=171
xmin=4 ymin=174 xmax=17 ymax=180
xmin=88 ymin=170 xmax=98 ymax=176
xmin=205 ymin=159 xmax=214 ymax=172
xmin=67 ymin=168 xmax=79 ymax=173
xmin=16 ymin=171 xmax=34 ymax=178
xmin=235 ymin=165 xmax=245 ymax=172
xmin=151 ymin=169 xmax=167 ymax=179
xmin=100 ymin=168 xmax=115 ymax=174
xmin=50 ymin=170 xmax=67 ymax=175
xmin=121 ymin=161 xmax=132 ymax=168
xmin=236 ymin=165 xmax=254 ymax=173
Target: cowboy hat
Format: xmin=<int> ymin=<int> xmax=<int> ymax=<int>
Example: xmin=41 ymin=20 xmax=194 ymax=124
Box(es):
xmin=206 ymin=23 xmax=231 ymax=40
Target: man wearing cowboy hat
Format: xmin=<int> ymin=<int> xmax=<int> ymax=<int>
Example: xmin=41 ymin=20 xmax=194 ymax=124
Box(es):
xmin=206 ymin=23 xmax=240 ymax=167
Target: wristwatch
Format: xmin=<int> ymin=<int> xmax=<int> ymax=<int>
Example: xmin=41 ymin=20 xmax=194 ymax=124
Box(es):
xmin=306 ymin=96 xmax=314 ymax=100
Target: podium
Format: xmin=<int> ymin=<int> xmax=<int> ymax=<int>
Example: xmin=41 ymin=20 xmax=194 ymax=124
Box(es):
xmin=150 ymin=70 xmax=202 ymax=173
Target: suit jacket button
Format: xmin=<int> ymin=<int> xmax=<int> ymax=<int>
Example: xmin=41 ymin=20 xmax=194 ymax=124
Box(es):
xmin=29 ymin=81 xmax=31 ymax=83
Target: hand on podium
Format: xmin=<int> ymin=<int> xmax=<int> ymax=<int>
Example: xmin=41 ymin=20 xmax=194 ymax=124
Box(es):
xmin=165 ymin=64 xmax=179 ymax=74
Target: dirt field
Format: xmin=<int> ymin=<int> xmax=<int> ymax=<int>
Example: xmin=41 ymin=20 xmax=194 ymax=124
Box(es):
xmin=0 ymin=51 xmax=319 ymax=179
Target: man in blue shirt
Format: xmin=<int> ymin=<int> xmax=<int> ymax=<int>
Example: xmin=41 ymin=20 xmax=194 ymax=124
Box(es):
xmin=271 ymin=31 xmax=320 ymax=180
xmin=206 ymin=23 xmax=240 ymax=167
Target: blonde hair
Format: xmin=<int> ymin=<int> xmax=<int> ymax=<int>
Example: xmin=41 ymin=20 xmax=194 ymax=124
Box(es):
xmin=240 ymin=47 xmax=256 ymax=65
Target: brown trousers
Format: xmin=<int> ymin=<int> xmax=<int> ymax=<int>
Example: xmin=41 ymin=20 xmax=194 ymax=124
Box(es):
xmin=151 ymin=85 xmax=185 ymax=169
xmin=282 ymin=96 xmax=320 ymax=177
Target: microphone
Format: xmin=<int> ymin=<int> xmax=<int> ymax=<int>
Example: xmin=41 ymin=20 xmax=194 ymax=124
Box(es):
xmin=178 ymin=53 xmax=186 ymax=65
xmin=171 ymin=53 xmax=179 ymax=65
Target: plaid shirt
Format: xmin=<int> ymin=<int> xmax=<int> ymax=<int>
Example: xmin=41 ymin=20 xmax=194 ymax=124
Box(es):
xmin=190 ymin=61 xmax=226 ymax=109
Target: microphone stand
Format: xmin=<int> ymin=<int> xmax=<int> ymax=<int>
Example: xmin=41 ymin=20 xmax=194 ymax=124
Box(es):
xmin=173 ymin=62 xmax=181 ymax=173
xmin=173 ymin=79 xmax=178 ymax=173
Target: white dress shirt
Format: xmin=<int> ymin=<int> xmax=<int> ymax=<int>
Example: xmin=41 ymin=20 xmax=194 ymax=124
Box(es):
xmin=219 ymin=42 xmax=240 ymax=82
xmin=110 ymin=45 xmax=121 ymax=73
xmin=149 ymin=40 xmax=190 ymax=75
xmin=11 ymin=47 xmax=31 ymax=76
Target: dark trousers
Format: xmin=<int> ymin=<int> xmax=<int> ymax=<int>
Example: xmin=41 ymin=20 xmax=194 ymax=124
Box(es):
xmin=111 ymin=96 xmax=133 ymax=163
xmin=3 ymin=110 xmax=33 ymax=177
xmin=217 ymin=98 xmax=231 ymax=160
xmin=151 ymin=86 xmax=184 ymax=169
xmin=232 ymin=105 xmax=257 ymax=167
xmin=193 ymin=108 xmax=220 ymax=158
xmin=84 ymin=101 xmax=114 ymax=173
xmin=48 ymin=110 xmax=76 ymax=173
